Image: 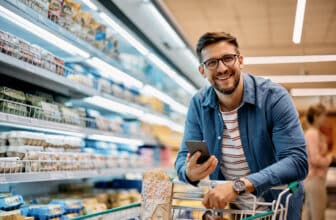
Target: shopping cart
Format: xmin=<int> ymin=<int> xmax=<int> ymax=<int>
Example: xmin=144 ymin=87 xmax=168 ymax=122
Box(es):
xmin=72 ymin=180 xmax=299 ymax=220
xmin=171 ymin=180 xmax=300 ymax=220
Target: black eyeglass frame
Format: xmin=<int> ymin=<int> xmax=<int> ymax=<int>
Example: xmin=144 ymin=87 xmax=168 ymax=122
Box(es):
xmin=201 ymin=54 xmax=240 ymax=70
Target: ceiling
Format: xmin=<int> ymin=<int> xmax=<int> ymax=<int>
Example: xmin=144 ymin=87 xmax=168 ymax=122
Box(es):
xmin=159 ymin=0 xmax=336 ymax=110
xmin=112 ymin=0 xmax=336 ymax=110
xmin=161 ymin=0 xmax=336 ymax=75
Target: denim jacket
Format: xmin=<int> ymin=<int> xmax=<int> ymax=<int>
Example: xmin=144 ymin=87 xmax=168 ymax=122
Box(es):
xmin=175 ymin=73 xmax=308 ymax=219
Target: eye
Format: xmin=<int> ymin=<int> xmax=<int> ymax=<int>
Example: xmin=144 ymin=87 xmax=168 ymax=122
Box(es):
xmin=205 ymin=59 xmax=218 ymax=67
xmin=222 ymin=55 xmax=234 ymax=62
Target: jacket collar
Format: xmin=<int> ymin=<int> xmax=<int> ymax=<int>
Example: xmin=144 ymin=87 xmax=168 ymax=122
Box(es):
xmin=201 ymin=73 xmax=256 ymax=108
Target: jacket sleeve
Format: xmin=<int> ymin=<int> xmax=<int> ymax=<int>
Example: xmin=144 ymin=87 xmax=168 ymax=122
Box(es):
xmin=246 ymin=89 xmax=308 ymax=196
xmin=174 ymin=95 xmax=203 ymax=184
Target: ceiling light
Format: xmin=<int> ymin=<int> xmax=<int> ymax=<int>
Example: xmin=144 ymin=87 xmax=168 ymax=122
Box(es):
xmin=83 ymin=96 xmax=144 ymax=117
xmin=260 ymin=75 xmax=336 ymax=83
xmin=143 ymin=85 xmax=188 ymax=115
xmin=293 ymin=0 xmax=306 ymax=44
xmin=291 ymin=88 xmax=336 ymax=96
xmin=81 ymin=0 xmax=98 ymax=11
xmin=87 ymin=57 xmax=144 ymax=89
xmin=0 ymin=5 xmax=90 ymax=58
xmin=244 ymin=55 xmax=336 ymax=65
xmin=99 ymin=12 xmax=149 ymax=55
xmin=142 ymin=2 xmax=185 ymax=48
xmin=147 ymin=53 xmax=197 ymax=95
xmin=87 ymin=134 xmax=144 ymax=145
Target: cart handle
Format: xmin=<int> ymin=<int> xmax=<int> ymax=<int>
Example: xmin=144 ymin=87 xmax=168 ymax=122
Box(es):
xmin=71 ymin=202 xmax=141 ymax=220
xmin=242 ymin=210 xmax=274 ymax=220
xmin=288 ymin=181 xmax=300 ymax=193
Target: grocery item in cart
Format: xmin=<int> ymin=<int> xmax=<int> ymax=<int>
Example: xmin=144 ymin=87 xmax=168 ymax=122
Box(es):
xmin=141 ymin=169 xmax=172 ymax=219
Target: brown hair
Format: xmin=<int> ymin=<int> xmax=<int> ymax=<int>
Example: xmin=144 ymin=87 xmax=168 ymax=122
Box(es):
xmin=196 ymin=32 xmax=240 ymax=63
xmin=306 ymin=103 xmax=327 ymax=125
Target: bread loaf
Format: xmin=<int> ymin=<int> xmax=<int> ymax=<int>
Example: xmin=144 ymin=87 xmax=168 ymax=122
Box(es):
xmin=141 ymin=169 xmax=172 ymax=220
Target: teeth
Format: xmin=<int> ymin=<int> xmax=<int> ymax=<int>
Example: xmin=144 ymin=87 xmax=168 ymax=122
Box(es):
xmin=217 ymin=76 xmax=230 ymax=80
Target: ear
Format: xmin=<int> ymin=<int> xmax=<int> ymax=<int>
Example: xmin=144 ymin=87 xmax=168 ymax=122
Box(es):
xmin=238 ymin=55 xmax=244 ymax=69
xmin=198 ymin=65 xmax=206 ymax=78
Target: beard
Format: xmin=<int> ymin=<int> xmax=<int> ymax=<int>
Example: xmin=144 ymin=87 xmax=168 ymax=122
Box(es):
xmin=213 ymin=71 xmax=240 ymax=95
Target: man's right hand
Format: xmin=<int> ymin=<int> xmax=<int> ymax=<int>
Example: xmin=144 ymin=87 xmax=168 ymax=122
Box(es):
xmin=186 ymin=152 xmax=218 ymax=182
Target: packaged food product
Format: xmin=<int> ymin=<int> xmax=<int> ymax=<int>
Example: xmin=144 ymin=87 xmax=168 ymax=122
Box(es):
xmin=0 ymin=132 xmax=8 ymax=147
xmin=18 ymin=39 xmax=32 ymax=64
xmin=50 ymin=199 xmax=82 ymax=215
xmin=141 ymin=169 xmax=172 ymax=219
xmin=6 ymin=146 xmax=43 ymax=160
xmin=30 ymin=44 xmax=42 ymax=67
xmin=40 ymin=49 xmax=57 ymax=73
xmin=66 ymin=73 xmax=95 ymax=88
xmin=0 ymin=87 xmax=26 ymax=103
xmin=60 ymin=106 xmax=81 ymax=126
xmin=7 ymin=131 xmax=45 ymax=146
xmin=0 ymin=101 xmax=27 ymax=117
xmin=78 ymin=12 xmax=92 ymax=41
xmin=0 ymin=194 xmax=24 ymax=211
xmin=38 ymin=152 xmax=58 ymax=171
xmin=54 ymin=57 xmax=64 ymax=76
xmin=0 ymin=157 xmax=23 ymax=173
xmin=97 ymin=78 xmax=112 ymax=94
xmin=48 ymin=0 xmax=64 ymax=23
xmin=28 ymin=204 xmax=64 ymax=219
xmin=95 ymin=117 xmax=110 ymax=131
xmin=37 ymin=101 xmax=62 ymax=122
xmin=31 ymin=0 xmax=49 ymax=16
xmin=93 ymin=24 xmax=107 ymax=49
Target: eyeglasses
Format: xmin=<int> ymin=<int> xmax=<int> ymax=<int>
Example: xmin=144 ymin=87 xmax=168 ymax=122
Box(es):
xmin=202 ymin=54 xmax=239 ymax=70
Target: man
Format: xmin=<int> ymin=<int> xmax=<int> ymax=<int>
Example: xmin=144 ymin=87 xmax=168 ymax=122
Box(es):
xmin=175 ymin=32 xmax=308 ymax=220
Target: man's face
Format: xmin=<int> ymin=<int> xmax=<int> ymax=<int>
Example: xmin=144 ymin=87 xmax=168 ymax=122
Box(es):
xmin=199 ymin=41 xmax=243 ymax=95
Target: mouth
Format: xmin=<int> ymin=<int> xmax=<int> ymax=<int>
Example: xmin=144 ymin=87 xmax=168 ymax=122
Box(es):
xmin=216 ymin=72 xmax=233 ymax=81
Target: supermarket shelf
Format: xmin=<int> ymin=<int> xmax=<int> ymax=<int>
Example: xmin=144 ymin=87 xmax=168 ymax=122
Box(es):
xmin=1 ymin=0 xmax=138 ymax=81
xmin=0 ymin=53 xmax=98 ymax=98
xmin=0 ymin=112 xmax=156 ymax=145
xmin=0 ymin=168 xmax=152 ymax=184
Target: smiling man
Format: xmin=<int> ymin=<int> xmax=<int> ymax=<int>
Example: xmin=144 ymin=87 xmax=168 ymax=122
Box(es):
xmin=175 ymin=32 xmax=308 ymax=220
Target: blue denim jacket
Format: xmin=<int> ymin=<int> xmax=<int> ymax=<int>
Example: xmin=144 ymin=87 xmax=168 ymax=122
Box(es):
xmin=175 ymin=73 xmax=308 ymax=219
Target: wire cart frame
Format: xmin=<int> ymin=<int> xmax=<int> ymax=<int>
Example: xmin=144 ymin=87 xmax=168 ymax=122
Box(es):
xmin=72 ymin=180 xmax=299 ymax=220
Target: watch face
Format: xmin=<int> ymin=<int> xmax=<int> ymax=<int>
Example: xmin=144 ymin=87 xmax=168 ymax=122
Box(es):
xmin=233 ymin=179 xmax=246 ymax=194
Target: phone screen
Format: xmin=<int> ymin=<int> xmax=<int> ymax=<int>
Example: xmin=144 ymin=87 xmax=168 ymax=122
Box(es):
xmin=185 ymin=140 xmax=211 ymax=164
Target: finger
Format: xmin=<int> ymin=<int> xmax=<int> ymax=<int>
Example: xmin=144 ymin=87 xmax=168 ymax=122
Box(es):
xmin=186 ymin=153 xmax=191 ymax=162
xmin=198 ymin=156 xmax=218 ymax=173
xmin=202 ymin=193 xmax=210 ymax=208
xmin=189 ymin=151 xmax=201 ymax=165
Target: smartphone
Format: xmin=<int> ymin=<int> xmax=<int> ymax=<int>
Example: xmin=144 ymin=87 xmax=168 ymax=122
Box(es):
xmin=185 ymin=140 xmax=211 ymax=164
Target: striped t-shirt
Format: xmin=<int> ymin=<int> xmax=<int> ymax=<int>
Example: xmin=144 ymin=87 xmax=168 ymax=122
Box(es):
xmin=220 ymin=109 xmax=250 ymax=179
xmin=220 ymin=108 xmax=266 ymax=210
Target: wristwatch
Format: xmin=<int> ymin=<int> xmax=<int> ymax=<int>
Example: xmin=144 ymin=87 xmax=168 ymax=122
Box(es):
xmin=232 ymin=178 xmax=246 ymax=195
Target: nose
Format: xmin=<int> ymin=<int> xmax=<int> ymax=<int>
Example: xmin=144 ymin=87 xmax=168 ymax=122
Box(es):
xmin=217 ymin=59 xmax=228 ymax=71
